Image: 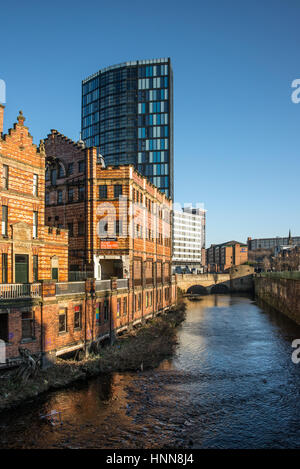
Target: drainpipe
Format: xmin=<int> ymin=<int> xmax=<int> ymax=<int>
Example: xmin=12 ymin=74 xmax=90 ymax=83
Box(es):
xmin=84 ymin=292 xmax=87 ymax=358
xmin=109 ymin=288 xmax=113 ymax=344
xmin=40 ymin=300 xmax=44 ymax=368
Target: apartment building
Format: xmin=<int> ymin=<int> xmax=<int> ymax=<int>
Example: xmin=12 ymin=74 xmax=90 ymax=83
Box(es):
xmin=172 ymin=207 xmax=206 ymax=273
xmin=81 ymin=58 xmax=174 ymax=199
xmin=206 ymin=240 xmax=248 ymax=272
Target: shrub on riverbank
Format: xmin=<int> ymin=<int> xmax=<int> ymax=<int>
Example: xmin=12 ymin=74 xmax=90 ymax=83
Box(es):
xmin=0 ymin=303 xmax=186 ymax=413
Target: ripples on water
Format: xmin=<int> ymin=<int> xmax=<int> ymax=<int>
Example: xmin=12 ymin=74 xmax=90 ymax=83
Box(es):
xmin=1 ymin=294 xmax=300 ymax=449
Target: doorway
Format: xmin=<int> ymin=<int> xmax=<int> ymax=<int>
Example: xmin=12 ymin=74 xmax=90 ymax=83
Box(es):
xmin=15 ymin=254 xmax=29 ymax=283
xmin=0 ymin=313 xmax=8 ymax=342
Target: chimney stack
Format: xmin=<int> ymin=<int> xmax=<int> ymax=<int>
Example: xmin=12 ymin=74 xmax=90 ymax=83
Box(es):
xmin=0 ymin=104 xmax=4 ymax=134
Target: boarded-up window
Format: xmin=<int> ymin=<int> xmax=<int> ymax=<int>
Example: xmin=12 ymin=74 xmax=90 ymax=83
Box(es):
xmin=145 ymin=260 xmax=153 ymax=279
xmin=157 ymin=262 xmax=162 ymax=281
xmin=104 ymin=300 xmax=109 ymax=322
xmin=123 ymin=297 xmax=127 ymax=316
xmin=164 ymin=263 xmax=170 ymax=280
xmin=74 ymin=306 xmax=82 ymax=330
xmin=134 ymin=259 xmax=142 ymax=280
xmin=59 ymin=309 xmax=67 ymax=333
xmin=117 ymin=299 xmax=121 ymax=318
xmin=22 ymin=311 xmax=34 ymax=339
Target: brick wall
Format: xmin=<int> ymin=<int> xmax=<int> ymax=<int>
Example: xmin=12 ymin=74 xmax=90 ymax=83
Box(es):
xmin=2 ymin=277 xmax=177 ymax=364
xmin=0 ymin=109 xmax=68 ymax=283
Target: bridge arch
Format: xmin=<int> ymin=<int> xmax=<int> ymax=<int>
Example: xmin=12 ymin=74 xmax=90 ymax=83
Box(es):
xmin=210 ymin=283 xmax=230 ymax=294
xmin=186 ymin=285 xmax=208 ymax=295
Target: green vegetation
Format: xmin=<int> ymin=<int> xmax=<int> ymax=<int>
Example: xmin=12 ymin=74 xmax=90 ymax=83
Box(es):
xmin=259 ymin=271 xmax=300 ymax=280
xmin=0 ymin=303 xmax=186 ymax=413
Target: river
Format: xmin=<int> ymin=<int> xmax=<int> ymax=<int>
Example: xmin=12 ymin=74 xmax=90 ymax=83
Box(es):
xmin=1 ymin=294 xmax=300 ymax=449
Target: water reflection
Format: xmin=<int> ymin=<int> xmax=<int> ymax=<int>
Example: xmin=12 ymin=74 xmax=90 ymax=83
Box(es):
xmin=1 ymin=295 xmax=300 ymax=448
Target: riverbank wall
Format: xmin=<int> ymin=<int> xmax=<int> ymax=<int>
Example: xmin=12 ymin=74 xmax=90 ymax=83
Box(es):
xmin=0 ymin=302 xmax=186 ymax=413
xmin=255 ymin=274 xmax=300 ymax=325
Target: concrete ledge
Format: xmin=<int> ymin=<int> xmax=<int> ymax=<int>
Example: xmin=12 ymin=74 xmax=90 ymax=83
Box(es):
xmin=56 ymin=342 xmax=84 ymax=356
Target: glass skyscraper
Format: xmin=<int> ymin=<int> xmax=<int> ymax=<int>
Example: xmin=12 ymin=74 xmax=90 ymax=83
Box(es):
xmin=81 ymin=58 xmax=173 ymax=199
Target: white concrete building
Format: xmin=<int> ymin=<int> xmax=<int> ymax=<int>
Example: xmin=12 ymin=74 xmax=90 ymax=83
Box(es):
xmin=172 ymin=207 xmax=206 ymax=273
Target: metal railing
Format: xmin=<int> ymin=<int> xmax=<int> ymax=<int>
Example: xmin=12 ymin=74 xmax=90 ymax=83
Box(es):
xmin=56 ymin=282 xmax=85 ymax=296
xmin=95 ymin=280 xmax=111 ymax=291
xmin=117 ymin=279 xmax=128 ymax=289
xmin=0 ymin=283 xmax=41 ymax=299
xmin=68 ymin=271 xmax=94 ymax=282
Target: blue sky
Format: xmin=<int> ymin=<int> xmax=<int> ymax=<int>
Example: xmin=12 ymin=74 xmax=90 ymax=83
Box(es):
xmin=0 ymin=0 xmax=299 ymax=245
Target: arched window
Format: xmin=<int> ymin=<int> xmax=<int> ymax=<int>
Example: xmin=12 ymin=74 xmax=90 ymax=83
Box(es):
xmin=51 ymin=168 xmax=57 ymax=186
xmin=58 ymin=163 xmax=65 ymax=179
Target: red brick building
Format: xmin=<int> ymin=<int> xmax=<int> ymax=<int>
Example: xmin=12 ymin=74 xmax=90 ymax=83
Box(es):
xmin=0 ymin=106 xmax=68 ymax=285
xmin=0 ymin=118 xmax=176 ymax=367
xmin=44 ymin=130 xmax=172 ymax=287
xmin=206 ymin=241 xmax=248 ymax=272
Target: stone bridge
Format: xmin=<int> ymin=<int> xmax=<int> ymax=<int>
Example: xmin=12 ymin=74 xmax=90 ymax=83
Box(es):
xmin=175 ymin=265 xmax=255 ymax=295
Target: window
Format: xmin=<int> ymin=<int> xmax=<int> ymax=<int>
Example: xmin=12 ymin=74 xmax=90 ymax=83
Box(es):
xmin=58 ymin=309 xmax=67 ymax=333
xmin=96 ymin=303 xmax=101 ymax=325
xmin=22 ymin=311 xmax=34 ymax=340
xmin=78 ymin=160 xmax=85 ymax=173
xmin=33 ymin=255 xmax=38 ymax=282
xmin=123 ymin=297 xmax=127 ymax=316
xmin=45 ymin=192 xmax=50 ymax=205
xmin=117 ymin=299 xmax=121 ymax=318
xmin=51 ymin=169 xmax=57 ymax=186
xmin=78 ymin=221 xmax=85 ymax=236
xmin=114 ymin=185 xmax=122 ymax=198
xmin=52 ymin=267 xmax=58 ymax=281
xmin=104 ymin=300 xmax=109 ymax=322
xmin=2 ymin=253 xmax=7 ymax=283
xmin=2 ymin=165 xmax=8 ymax=189
xmin=58 ymin=164 xmax=65 ymax=178
xmin=2 ymin=205 xmax=7 ymax=236
xmin=78 ymin=185 xmax=85 ymax=201
xmin=115 ymin=219 xmax=123 ymax=236
xmin=68 ymin=188 xmax=74 ymax=202
xmin=74 ymin=306 xmax=82 ymax=330
xmin=68 ymin=163 xmax=74 ymax=175
xmin=99 ymin=185 xmax=107 ymax=199
xmin=57 ymin=190 xmax=63 ymax=204
xmin=33 ymin=211 xmax=38 ymax=239
xmin=33 ymin=174 xmax=38 ymax=196
xmin=45 ymin=168 xmax=50 ymax=181
xmin=138 ymin=293 xmax=141 ymax=310
xmin=67 ymin=222 xmax=74 ymax=237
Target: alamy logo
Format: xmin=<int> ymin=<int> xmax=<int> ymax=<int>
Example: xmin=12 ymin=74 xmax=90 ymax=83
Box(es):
xmin=291 ymin=339 xmax=300 ymax=364
xmin=0 ymin=79 xmax=6 ymax=104
xmin=291 ymin=79 xmax=300 ymax=104
xmin=0 ymin=339 xmax=5 ymax=364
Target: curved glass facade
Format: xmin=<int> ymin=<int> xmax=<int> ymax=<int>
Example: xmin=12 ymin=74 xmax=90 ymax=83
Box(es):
xmin=81 ymin=58 xmax=173 ymax=199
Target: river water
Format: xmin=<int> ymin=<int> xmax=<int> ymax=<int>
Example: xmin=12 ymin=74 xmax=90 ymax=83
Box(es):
xmin=1 ymin=294 xmax=300 ymax=449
